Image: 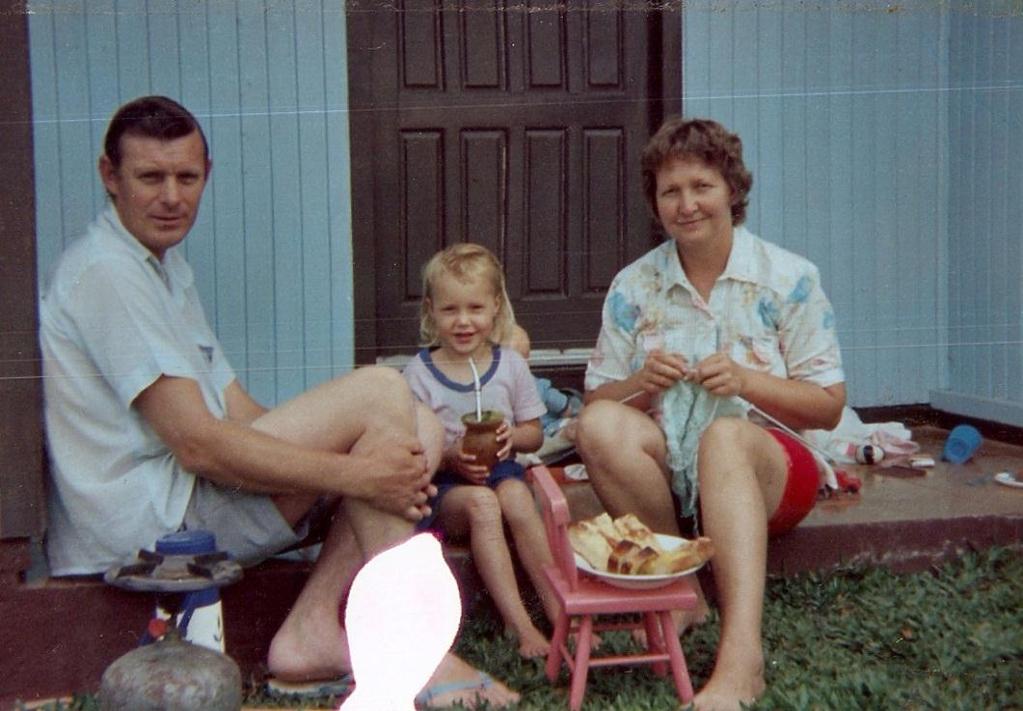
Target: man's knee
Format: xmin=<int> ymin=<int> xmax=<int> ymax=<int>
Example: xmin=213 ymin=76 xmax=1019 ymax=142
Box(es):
xmin=342 ymin=366 xmax=417 ymax=424
xmin=352 ymin=364 xmax=407 ymax=394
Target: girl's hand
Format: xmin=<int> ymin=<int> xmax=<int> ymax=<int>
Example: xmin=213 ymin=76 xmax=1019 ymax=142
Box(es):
xmin=688 ymin=352 xmax=746 ymax=398
xmin=451 ymin=440 xmax=490 ymax=485
xmin=495 ymin=421 xmax=513 ymax=462
xmin=637 ymin=349 xmax=690 ymax=395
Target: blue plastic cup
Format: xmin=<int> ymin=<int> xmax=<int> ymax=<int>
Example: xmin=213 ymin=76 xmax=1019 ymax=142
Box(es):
xmin=942 ymin=424 xmax=982 ymax=464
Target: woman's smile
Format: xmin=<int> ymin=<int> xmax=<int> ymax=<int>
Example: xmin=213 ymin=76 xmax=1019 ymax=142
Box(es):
xmin=655 ymin=156 xmax=734 ymax=254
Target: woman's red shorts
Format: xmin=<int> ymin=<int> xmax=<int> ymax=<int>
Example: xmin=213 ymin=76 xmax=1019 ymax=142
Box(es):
xmin=765 ymin=428 xmax=820 ymax=537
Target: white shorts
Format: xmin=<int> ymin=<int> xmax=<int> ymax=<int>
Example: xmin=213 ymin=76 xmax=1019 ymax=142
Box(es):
xmin=182 ymin=478 xmax=326 ymax=566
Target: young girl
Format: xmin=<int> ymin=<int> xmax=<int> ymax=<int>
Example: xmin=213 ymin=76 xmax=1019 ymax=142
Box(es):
xmin=403 ymin=243 xmax=558 ymax=659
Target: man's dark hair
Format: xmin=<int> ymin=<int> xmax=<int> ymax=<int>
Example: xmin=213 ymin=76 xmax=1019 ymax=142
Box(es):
xmin=641 ymin=116 xmax=753 ymax=226
xmin=103 ymin=95 xmax=209 ymax=168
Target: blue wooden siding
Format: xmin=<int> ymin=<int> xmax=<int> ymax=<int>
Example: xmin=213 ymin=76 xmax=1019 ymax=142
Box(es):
xmin=684 ymin=1 xmax=951 ymax=408
xmin=28 ymin=1 xmax=1023 ymax=419
xmin=29 ymin=0 xmax=353 ymax=407
xmin=938 ymin=0 xmax=1023 ymax=424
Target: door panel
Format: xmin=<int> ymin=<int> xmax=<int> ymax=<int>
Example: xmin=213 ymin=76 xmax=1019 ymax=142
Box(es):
xmin=350 ymin=1 xmax=680 ymax=359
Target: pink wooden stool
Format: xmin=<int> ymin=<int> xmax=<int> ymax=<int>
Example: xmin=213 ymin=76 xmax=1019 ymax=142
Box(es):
xmin=532 ymin=465 xmax=698 ymax=710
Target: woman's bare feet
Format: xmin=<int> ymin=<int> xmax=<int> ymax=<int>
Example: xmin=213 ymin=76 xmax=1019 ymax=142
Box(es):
xmin=507 ymin=622 xmax=551 ymax=659
xmin=418 ymin=653 xmax=520 ymax=709
xmin=691 ymin=645 xmax=765 ymax=711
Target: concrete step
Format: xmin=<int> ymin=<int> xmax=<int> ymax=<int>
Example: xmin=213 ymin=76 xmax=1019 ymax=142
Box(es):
xmin=4 ymin=425 xmax=1021 ymax=707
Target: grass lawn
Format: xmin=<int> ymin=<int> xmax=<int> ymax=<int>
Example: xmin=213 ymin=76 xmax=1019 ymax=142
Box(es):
xmin=22 ymin=545 xmax=1023 ymax=710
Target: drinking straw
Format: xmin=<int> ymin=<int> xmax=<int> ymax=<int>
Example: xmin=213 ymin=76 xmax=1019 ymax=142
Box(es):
xmin=468 ymin=357 xmax=483 ymax=421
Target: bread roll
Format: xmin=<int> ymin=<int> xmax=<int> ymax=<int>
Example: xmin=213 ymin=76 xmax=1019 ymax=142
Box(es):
xmin=637 ymin=537 xmax=715 ymax=575
xmin=613 ymin=513 xmax=663 ymax=553
xmin=567 ymin=518 xmax=614 ymax=570
xmin=607 ymin=539 xmax=660 ymax=574
xmin=568 ymin=512 xmax=715 ymax=576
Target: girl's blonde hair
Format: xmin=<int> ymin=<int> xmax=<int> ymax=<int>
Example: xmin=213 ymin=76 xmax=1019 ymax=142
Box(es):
xmin=419 ymin=243 xmax=516 ymax=346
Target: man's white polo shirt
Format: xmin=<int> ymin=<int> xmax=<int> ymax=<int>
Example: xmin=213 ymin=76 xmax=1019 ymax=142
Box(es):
xmin=40 ymin=206 xmax=235 ymax=575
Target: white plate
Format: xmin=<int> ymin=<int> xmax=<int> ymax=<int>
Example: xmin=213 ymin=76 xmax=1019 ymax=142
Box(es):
xmin=994 ymin=471 xmax=1023 ymax=489
xmin=574 ymin=533 xmax=707 ymax=590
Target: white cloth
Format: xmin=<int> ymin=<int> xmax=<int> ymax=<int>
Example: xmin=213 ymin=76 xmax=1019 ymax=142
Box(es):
xmin=40 ymin=206 xmax=236 ymax=575
xmin=804 ymin=406 xmax=919 ymax=466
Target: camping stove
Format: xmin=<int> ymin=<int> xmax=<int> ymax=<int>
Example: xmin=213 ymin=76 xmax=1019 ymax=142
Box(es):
xmin=99 ymin=534 xmax=245 ymax=710
xmin=103 ymin=546 xmax=242 ymax=594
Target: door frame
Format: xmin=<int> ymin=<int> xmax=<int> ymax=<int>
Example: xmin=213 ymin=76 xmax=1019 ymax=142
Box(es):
xmin=347 ymin=2 xmax=682 ymax=365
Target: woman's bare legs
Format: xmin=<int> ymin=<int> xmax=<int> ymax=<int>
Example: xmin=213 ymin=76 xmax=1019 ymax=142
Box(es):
xmin=437 ymin=486 xmax=550 ymax=658
xmin=575 ymin=399 xmax=710 ymax=631
xmin=576 ymin=400 xmax=677 ymax=533
xmin=494 ymin=478 xmax=560 ymax=626
xmin=691 ymin=417 xmax=789 ymax=711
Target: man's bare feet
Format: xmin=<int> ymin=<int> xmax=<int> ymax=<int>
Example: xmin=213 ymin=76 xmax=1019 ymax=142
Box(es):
xmin=691 ymin=647 xmax=765 ymax=711
xmin=507 ymin=623 xmax=551 ymax=659
xmin=267 ymin=620 xmax=351 ymax=682
xmin=418 ymin=653 xmax=520 ymax=709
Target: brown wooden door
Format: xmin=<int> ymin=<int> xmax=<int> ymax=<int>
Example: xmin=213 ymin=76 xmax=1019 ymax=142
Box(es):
xmin=0 ymin=3 xmax=45 ymax=562
xmin=348 ymin=1 xmax=680 ymax=362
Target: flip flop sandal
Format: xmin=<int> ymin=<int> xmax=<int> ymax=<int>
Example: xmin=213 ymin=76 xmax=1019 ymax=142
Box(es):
xmin=994 ymin=471 xmax=1023 ymax=489
xmin=415 ymin=671 xmax=494 ymax=708
xmin=265 ymin=673 xmax=354 ymax=699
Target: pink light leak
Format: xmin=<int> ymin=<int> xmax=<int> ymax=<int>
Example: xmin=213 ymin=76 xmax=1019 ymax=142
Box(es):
xmin=340 ymin=533 xmax=461 ymax=710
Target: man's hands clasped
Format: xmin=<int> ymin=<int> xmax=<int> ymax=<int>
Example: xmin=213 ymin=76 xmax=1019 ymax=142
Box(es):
xmin=356 ymin=431 xmax=436 ymax=522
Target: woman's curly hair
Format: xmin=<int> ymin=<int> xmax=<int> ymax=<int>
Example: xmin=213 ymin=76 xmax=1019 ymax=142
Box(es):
xmin=641 ymin=116 xmax=753 ymax=226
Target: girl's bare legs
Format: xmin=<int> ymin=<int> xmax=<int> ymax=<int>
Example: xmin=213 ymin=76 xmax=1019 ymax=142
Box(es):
xmin=436 ymin=486 xmax=550 ymax=658
xmin=575 ymin=400 xmax=710 ymax=630
xmin=494 ymin=477 xmax=560 ymax=625
xmin=691 ymin=417 xmax=789 ymax=711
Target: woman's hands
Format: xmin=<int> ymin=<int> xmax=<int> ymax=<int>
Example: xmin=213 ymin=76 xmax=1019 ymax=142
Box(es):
xmin=638 ymin=348 xmax=748 ymax=399
xmin=637 ymin=349 xmax=690 ymax=394
xmin=687 ymin=351 xmax=747 ymax=398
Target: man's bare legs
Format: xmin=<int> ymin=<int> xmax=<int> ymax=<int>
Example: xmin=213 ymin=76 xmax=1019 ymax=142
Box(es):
xmin=253 ymin=367 xmax=518 ymax=706
xmin=262 ymin=367 xmax=434 ymax=681
xmin=690 ymin=418 xmax=789 ymax=711
xmin=435 ymin=485 xmax=550 ymax=659
xmin=266 ymin=502 xmax=380 ymax=680
xmin=575 ymin=400 xmax=710 ymax=630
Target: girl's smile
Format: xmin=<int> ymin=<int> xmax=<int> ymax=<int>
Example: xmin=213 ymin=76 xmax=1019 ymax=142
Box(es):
xmin=427 ymin=274 xmax=501 ymax=362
